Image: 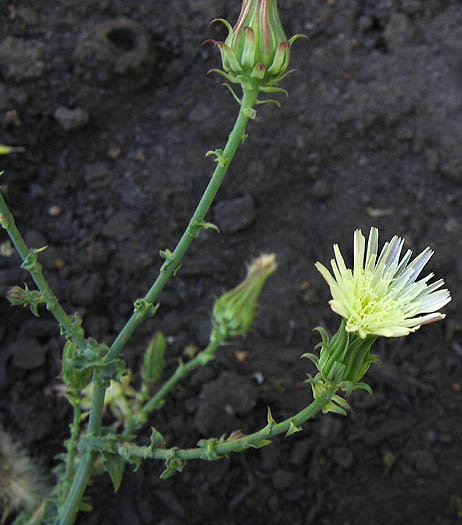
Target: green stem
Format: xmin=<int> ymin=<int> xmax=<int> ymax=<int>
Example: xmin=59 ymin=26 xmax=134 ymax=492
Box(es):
xmin=106 ymin=87 xmax=259 ymax=364
xmin=118 ymin=390 xmax=334 ymax=462
xmin=123 ymin=332 xmax=227 ymax=437
xmin=0 ymin=191 xmax=85 ymax=347
xmin=59 ymin=374 xmax=106 ymax=525
xmin=63 ymin=390 xmax=83 ymax=490
xmin=59 ymin=85 xmax=260 ymax=525
xmin=141 ymin=335 xmax=225 ymax=415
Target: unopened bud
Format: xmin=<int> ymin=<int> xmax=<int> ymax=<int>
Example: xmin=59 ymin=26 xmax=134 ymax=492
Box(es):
xmin=6 ymin=285 xmax=27 ymax=306
xmin=209 ymin=0 xmax=306 ymax=88
xmin=142 ymin=332 xmax=167 ymax=386
xmin=212 ymin=253 xmax=277 ymax=340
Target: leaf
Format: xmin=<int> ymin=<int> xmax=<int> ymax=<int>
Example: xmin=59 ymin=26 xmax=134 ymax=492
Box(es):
xmin=248 ymin=439 xmax=272 ymax=449
xmin=142 ymin=332 xmax=167 ymax=385
xmin=149 ymin=426 xmax=166 ymax=449
xmin=160 ymin=457 xmax=186 ymax=479
xmin=102 ymin=453 xmax=126 ymax=492
xmin=285 ymin=420 xmax=302 ymax=437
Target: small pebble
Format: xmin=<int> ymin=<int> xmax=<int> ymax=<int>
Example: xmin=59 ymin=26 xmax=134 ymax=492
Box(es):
xmin=213 ymin=194 xmax=256 ymax=234
xmin=8 ymin=337 xmax=47 ymax=370
xmin=312 ymin=179 xmax=331 ymax=200
xmin=54 ymin=106 xmax=89 ymax=131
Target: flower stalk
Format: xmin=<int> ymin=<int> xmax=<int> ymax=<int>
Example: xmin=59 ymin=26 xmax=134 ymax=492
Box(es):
xmin=58 ymin=75 xmax=261 ymax=525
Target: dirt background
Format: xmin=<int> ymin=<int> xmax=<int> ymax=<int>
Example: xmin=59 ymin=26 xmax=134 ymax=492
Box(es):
xmin=1 ymin=0 xmax=462 ymax=524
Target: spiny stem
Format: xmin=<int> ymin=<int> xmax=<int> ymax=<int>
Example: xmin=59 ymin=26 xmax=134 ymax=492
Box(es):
xmin=123 ymin=332 xmax=227 ymax=437
xmin=141 ymin=334 xmax=225 ymax=415
xmin=117 ymin=390 xmax=334 ymax=462
xmin=59 ymin=85 xmax=260 ymax=525
xmin=0 ymin=191 xmax=85 ymax=347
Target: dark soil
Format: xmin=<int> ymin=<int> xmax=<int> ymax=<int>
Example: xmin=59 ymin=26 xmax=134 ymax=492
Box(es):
xmin=1 ymin=1 xmax=462 ymax=524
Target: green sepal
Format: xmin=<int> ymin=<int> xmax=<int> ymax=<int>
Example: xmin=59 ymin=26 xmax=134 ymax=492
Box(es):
xmin=255 ymin=98 xmax=281 ymax=109
xmin=207 ymin=68 xmax=240 ymax=84
xmin=241 ymin=27 xmax=256 ymax=68
xmin=101 ymin=452 xmax=125 ymax=492
xmin=209 ymin=18 xmax=233 ymax=40
xmin=354 ymin=381 xmax=373 ymax=395
xmin=267 ymin=41 xmax=289 ymax=75
xmin=301 ymin=352 xmax=319 ymax=367
xmin=286 ymin=420 xmax=302 ymax=437
xmin=217 ymin=42 xmax=243 ymax=73
xmin=331 ymin=394 xmax=351 ymax=412
xmin=259 ymin=86 xmax=289 ymax=97
xmin=251 ymin=63 xmax=266 ymax=80
xmin=327 ymin=361 xmax=346 ymax=382
xmin=289 ymin=34 xmax=309 ymax=47
xmin=222 ymin=83 xmax=242 ymax=105
xmin=322 ymin=403 xmax=347 ymax=417
xmin=340 ymin=380 xmax=354 ymax=396
xmin=264 ymin=68 xmax=297 ymax=87
xmin=313 ymin=325 xmax=330 ymax=347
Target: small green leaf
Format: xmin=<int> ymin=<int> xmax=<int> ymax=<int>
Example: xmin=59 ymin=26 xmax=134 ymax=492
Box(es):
xmin=149 ymin=426 xmax=166 ymax=449
xmin=102 ymin=453 xmax=125 ymax=492
xmin=248 ymin=439 xmax=272 ymax=449
xmin=266 ymin=406 xmax=276 ymax=429
xmin=142 ymin=332 xmax=167 ymax=385
xmin=286 ymin=420 xmax=302 ymax=437
xmin=355 ymin=381 xmax=373 ymax=395
xmin=160 ymin=457 xmax=186 ymax=479
xmin=313 ymin=326 xmax=330 ymax=346
xmin=301 ymin=352 xmax=319 ymax=367
xmin=222 ymin=83 xmax=242 ymax=106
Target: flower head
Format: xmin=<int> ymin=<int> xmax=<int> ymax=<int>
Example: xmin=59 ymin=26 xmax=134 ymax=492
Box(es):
xmin=212 ymin=253 xmax=277 ymax=340
xmin=315 ymin=228 xmax=451 ymax=338
xmin=207 ymin=0 xmax=306 ymax=89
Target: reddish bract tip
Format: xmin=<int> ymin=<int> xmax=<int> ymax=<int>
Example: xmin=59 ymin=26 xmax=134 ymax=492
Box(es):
xmin=202 ymin=39 xmax=219 ymax=48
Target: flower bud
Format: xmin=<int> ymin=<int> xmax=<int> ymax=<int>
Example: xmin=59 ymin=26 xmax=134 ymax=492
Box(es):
xmin=212 ymin=253 xmax=277 ymax=340
xmin=6 ymin=286 xmax=27 ymax=306
xmin=209 ymin=0 xmax=305 ymax=88
xmin=142 ymin=332 xmax=167 ymax=386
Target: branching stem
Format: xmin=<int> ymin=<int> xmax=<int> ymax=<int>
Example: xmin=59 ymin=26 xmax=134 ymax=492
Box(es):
xmin=0 ymin=192 xmax=85 ymax=347
xmin=58 ymin=84 xmax=260 ymax=525
xmin=118 ymin=390 xmax=334 ymax=462
xmin=123 ymin=332 xmax=227 ymax=437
